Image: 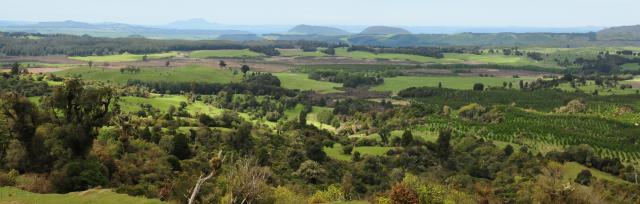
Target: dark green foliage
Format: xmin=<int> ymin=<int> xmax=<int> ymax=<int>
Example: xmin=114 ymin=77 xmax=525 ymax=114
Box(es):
xmin=55 ymin=159 xmax=109 ymax=192
xmin=401 ymin=130 xmax=414 ymax=147
xmin=244 ymin=73 xmax=281 ymax=87
xmin=229 ymin=122 xmax=253 ymax=154
xmin=172 ymin=134 xmax=191 ymax=160
xmin=306 ymin=139 xmax=327 ymax=162
xmin=473 ymin=83 xmax=485 ymax=91
xmin=575 ymin=170 xmax=592 ymax=185
xmin=436 ymin=129 xmax=451 ymax=160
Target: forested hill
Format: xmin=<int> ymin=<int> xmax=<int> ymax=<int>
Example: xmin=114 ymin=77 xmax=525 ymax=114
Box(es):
xmin=597 ymin=25 xmax=640 ymax=41
xmin=288 ymin=25 xmax=350 ymax=35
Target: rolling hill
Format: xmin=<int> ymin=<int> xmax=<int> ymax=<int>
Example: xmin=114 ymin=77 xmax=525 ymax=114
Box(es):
xmin=288 ymin=24 xmax=350 ymax=35
xmin=360 ymin=26 xmax=411 ymax=35
xmin=597 ymin=25 xmax=640 ymax=41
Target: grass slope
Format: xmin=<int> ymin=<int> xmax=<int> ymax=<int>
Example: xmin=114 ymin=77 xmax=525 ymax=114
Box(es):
xmin=70 ymin=52 xmax=178 ymax=62
xmin=57 ymin=65 xmax=240 ymax=84
xmin=0 ymin=187 xmax=166 ymax=204
xmin=324 ymin=143 xmax=395 ymax=161
xmin=561 ymin=162 xmax=630 ymax=184
xmin=274 ymin=73 xmax=342 ymax=93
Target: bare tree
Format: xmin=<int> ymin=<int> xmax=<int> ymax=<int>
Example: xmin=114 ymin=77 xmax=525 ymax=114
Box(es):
xmin=188 ymin=150 xmax=225 ymax=204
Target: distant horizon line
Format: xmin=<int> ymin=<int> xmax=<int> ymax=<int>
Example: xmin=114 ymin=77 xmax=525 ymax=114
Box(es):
xmin=0 ymin=18 xmax=621 ymax=29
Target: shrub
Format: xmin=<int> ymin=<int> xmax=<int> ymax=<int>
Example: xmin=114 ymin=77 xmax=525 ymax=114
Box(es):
xmin=308 ymin=184 xmax=345 ymax=203
xmin=555 ymin=99 xmax=587 ymax=114
xmin=416 ymin=184 xmax=446 ymax=204
xmin=54 ymin=159 xmax=109 ymax=192
xmin=574 ymin=170 xmax=592 ymax=185
xmin=274 ymin=186 xmax=306 ymax=204
xmin=389 ymin=183 xmax=419 ymax=204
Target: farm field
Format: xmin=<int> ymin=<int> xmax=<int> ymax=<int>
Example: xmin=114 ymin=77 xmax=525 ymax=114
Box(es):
xmin=370 ymin=76 xmax=535 ymax=93
xmin=0 ymin=187 xmax=167 ymax=204
xmin=189 ymin=49 xmax=264 ymax=58
xmin=56 ymin=65 xmax=240 ymax=84
xmin=278 ymin=49 xmax=327 ymax=57
xmin=69 ymin=52 xmax=178 ymax=62
xmin=274 ymin=72 xmax=342 ymax=93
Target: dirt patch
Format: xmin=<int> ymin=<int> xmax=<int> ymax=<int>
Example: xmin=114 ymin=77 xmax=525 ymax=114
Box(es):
xmin=25 ymin=67 xmax=68 ymax=73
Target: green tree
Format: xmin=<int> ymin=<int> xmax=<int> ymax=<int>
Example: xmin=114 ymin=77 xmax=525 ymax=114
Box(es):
xmin=172 ymin=134 xmax=191 ymax=160
xmin=219 ymin=60 xmax=227 ymax=69
xmin=10 ymin=62 xmax=20 ymax=75
xmin=379 ymin=127 xmax=391 ymax=145
xmin=436 ymin=129 xmax=451 ymax=160
xmin=401 ymin=130 xmax=414 ymax=147
xmin=575 ymin=170 xmax=592 ymax=185
xmin=241 ymin=64 xmax=250 ymax=77
xmin=473 ymin=83 xmax=485 ymax=91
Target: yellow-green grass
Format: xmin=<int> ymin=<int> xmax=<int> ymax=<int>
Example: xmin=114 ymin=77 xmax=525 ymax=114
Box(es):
xmin=284 ymin=104 xmax=336 ymax=132
xmin=334 ymin=48 xmax=457 ymax=63
xmin=189 ymin=49 xmax=264 ymax=58
xmin=278 ymin=49 xmax=327 ymax=57
xmin=70 ymin=52 xmax=178 ymax=62
xmin=444 ymin=53 xmax=555 ymax=67
xmin=371 ymin=76 xmax=535 ymax=93
xmin=0 ymin=187 xmax=166 ymax=204
xmin=324 ymin=143 xmax=396 ymax=161
xmin=561 ymin=162 xmax=630 ymax=184
xmin=274 ymin=73 xmax=342 ymax=93
xmin=57 ymin=65 xmax=241 ymax=84
xmin=120 ymin=95 xmax=188 ymax=113
xmin=349 ymin=130 xmax=439 ymax=143
xmin=557 ymin=80 xmax=638 ymax=95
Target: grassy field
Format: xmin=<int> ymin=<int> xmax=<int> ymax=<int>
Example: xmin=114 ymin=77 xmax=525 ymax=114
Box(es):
xmin=70 ymin=52 xmax=178 ymax=62
xmin=284 ymin=104 xmax=337 ymax=132
xmin=622 ymin=63 xmax=640 ymax=71
xmin=561 ymin=162 xmax=630 ymax=184
xmin=189 ymin=49 xmax=264 ymax=58
xmin=324 ymin=143 xmax=396 ymax=161
xmin=557 ymin=80 xmax=639 ymax=95
xmin=274 ymin=72 xmax=342 ymax=93
xmin=371 ymin=76 xmax=534 ymax=93
xmin=278 ymin=49 xmax=327 ymax=57
xmin=334 ymin=48 xmax=456 ymax=63
xmin=57 ymin=65 xmax=241 ymax=84
xmin=120 ymin=95 xmax=188 ymax=113
xmin=0 ymin=187 xmax=166 ymax=204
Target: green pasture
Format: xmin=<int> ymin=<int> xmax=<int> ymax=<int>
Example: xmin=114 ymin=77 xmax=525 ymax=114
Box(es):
xmin=274 ymin=72 xmax=342 ymax=93
xmin=278 ymin=49 xmax=327 ymax=57
xmin=371 ymin=76 xmax=535 ymax=93
xmin=189 ymin=49 xmax=264 ymax=58
xmin=324 ymin=143 xmax=396 ymax=161
xmin=69 ymin=52 xmax=178 ymax=62
xmin=57 ymin=65 xmax=240 ymax=84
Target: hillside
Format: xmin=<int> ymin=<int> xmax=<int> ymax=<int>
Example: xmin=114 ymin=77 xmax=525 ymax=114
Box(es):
xmin=288 ymin=24 xmax=350 ymax=35
xmin=597 ymin=25 xmax=640 ymax=41
xmin=359 ymin=26 xmax=411 ymax=35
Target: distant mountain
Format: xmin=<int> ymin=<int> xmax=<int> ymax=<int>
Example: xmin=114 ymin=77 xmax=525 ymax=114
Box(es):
xmin=0 ymin=20 xmax=250 ymax=40
xmin=597 ymin=25 xmax=640 ymax=41
xmin=163 ymin=18 xmax=219 ymax=30
xmin=360 ymin=26 xmax=411 ymax=35
xmin=288 ymin=24 xmax=350 ymax=36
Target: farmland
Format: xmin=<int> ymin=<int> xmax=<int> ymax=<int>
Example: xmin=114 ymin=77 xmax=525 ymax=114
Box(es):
xmin=274 ymin=72 xmax=342 ymax=93
xmin=371 ymin=76 xmax=535 ymax=93
xmin=189 ymin=49 xmax=265 ymax=58
xmin=2 ymin=30 xmax=640 ymax=204
xmin=69 ymin=52 xmax=178 ymax=62
xmin=56 ymin=65 xmax=240 ymax=84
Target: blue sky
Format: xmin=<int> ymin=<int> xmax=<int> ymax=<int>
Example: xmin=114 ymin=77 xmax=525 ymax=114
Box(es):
xmin=3 ymin=0 xmax=639 ymax=27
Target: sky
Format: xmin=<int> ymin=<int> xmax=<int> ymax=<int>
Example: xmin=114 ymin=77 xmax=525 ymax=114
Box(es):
xmin=2 ymin=0 xmax=639 ymax=27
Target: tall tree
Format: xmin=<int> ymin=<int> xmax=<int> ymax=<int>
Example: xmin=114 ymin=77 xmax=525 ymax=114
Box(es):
xmin=10 ymin=62 xmax=20 ymax=75
xmin=218 ymin=60 xmax=227 ymax=69
xmin=241 ymin=65 xmax=250 ymax=77
xmin=436 ymin=129 xmax=452 ymax=160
